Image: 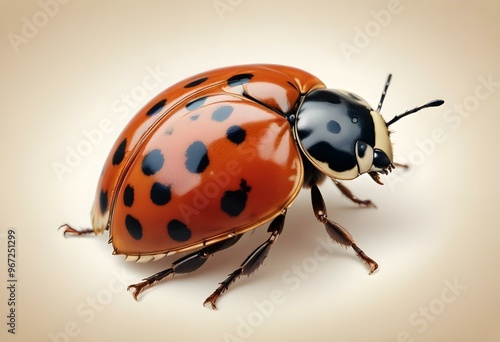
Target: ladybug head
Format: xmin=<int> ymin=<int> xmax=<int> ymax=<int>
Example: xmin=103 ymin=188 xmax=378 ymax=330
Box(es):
xmin=295 ymin=75 xmax=444 ymax=183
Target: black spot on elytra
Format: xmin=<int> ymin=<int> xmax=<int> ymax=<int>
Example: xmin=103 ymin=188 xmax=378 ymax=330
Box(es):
xmin=112 ymin=139 xmax=127 ymax=165
xmin=327 ymin=120 xmax=341 ymax=134
xmin=123 ymin=184 xmax=134 ymax=207
xmin=185 ymin=141 xmax=209 ymax=173
xmin=125 ymin=215 xmax=142 ymax=240
xmin=142 ymin=149 xmax=164 ymax=176
xmin=221 ymin=179 xmax=252 ymax=217
xmin=184 ymin=77 xmax=208 ymax=88
xmin=99 ymin=189 xmax=108 ymax=214
xmin=190 ymin=114 xmax=200 ymax=121
xmin=150 ymin=182 xmax=172 ymax=206
xmin=146 ymin=99 xmax=167 ymax=116
xmin=227 ymin=73 xmax=253 ymax=87
xmin=165 ymin=127 xmax=174 ymax=135
xmin=212 ymin=105 xmax=233 ymax=122
xmin=226 ymin=125 xmax=246 ymax=145
xmin=167 ymin=219 xmax=191 ymax=242
xmin=186 ymin=97 xmax=207 ymax=111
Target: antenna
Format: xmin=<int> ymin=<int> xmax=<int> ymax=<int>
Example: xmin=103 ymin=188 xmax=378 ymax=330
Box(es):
xmin=386 ymin=99 xmax=444 ymax=126
xmin=377 ymin=74 xmax=392 ymax=112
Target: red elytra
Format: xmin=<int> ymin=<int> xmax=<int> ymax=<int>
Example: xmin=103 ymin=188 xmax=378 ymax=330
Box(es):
xmin=62 ymin=64 xmax=444 ymax=309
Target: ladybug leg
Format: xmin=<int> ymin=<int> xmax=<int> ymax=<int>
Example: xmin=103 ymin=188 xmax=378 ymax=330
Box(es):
xmin=59 ymin=224 xmax=95 ymax=237
xmin=203 ymin=212 xmax=286 ymax=310
xmin=332 ymin=179 xmax=376 ymax=208
xmin=311 ymin=185 xmax=378 ymax=274
xmin=127 ymin=235 xmax=241 ymax=301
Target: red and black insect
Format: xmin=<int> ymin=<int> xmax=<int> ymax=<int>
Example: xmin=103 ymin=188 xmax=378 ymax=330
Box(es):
xmin=62 ymin=64 xmax=443 ymax=309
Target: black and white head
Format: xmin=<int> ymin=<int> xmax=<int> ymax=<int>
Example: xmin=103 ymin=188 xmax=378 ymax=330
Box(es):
xmin=294 ymin=75 xmax=444 ymax=184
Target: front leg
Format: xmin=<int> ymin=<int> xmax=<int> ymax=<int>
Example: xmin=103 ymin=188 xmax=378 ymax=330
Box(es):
xmin=311 ymin=185 xmax=378 ymax=274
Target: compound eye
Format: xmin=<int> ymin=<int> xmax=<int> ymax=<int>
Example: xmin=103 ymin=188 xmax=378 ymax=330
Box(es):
xmin=372 ymin=149 xmax=391 ymax=171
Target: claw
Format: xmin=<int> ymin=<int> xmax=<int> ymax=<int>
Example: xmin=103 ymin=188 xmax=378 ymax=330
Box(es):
xmin=127 ymin=283 xmax=146 ymax=301
xmin=59 ymin=224 xmax=94 ymax=237
xmin=352 ymin=244 xmax=378 ymax=274
xmin=203 ymin=296 xmax=218 ymax=310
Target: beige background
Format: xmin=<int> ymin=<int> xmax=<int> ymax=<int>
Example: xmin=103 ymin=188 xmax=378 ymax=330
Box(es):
xmin=1 ymin=0 xmax=499 ymax=341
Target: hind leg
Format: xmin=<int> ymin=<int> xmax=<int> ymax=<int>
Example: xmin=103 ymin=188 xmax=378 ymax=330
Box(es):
xmin=60 ymin=224 xmax=95 ymax=236
xmin=127 ymin=235 xmax=242 ymax=300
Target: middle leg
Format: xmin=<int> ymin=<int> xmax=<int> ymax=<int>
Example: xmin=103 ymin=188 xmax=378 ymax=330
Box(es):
xmin=203 ymin=211 xmax=287 ymax=310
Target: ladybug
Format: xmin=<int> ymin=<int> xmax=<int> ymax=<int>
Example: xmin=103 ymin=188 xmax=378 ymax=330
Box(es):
xmin=61 ymin=64 xmax=443 ymax=309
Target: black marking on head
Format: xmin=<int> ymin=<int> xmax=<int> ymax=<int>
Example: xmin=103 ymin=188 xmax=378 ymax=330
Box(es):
xmin=146 ymin=99 xmax=167 ymax=116
xmin=307 ymin=90 xmax=341 ymax=104
xmin=112 ymin=139 xmax=127 ymax=166
xmin=327 ymin=120 xmax=341 ymax=134
xmin=167 ymin=219 xmax=191 ymax=242
xmin=184 ymin=77 xmax=208 ymax=88
xmin=227 ymin=73 xmax=253 ymax=87
xmin=125 ymin=214 xmax=142 ymax=240
xmin=357 ymin=142 xmax=368 ymax=158
xmin=297 ymin=89 xmax=376 ymax=174
xmin=150 ymin=182 xmax=172 ymax=206
xmin=212 ymin=105 xmax=233 ymax=122
xmin=221 ymin=179 xmax=252 ymax=217
xmin=99 ymin=189 xmax=108 ymax=214
xmin=185 ymin=141 xmax=209 ymax=173
xmin=298 ymin=128 xmax=312 ymax=140
xmin=308 ymin=142 xmax=356 ymax=172
xmin=186 ymin=97 xmax=207 ymax=111
xmin=142 ymin=149 xmax=164 ymax=176
xmin=123 ymin=184 xmax=134 ymax=207
xmin=226 ymin=125 xmax=246 ymax=145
